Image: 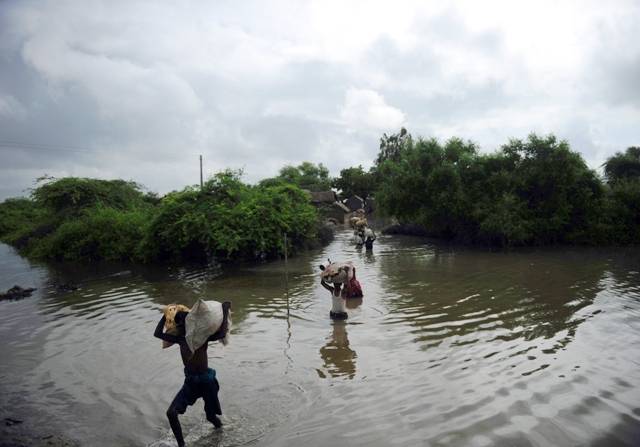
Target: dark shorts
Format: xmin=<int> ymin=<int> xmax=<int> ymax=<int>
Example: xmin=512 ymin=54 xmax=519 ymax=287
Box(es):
xmin=171 ymin=368 xmax=221 ymax=420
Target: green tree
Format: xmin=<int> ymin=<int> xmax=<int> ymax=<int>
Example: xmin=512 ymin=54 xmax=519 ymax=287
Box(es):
xmin=332 ymin=166 xmax=375 ymax=202
xmin=1 ymin=172 xmax=330 ymax=262
xmin=375 ymin=135 xmax=479 ymax=239
xmin=375 ymin=127 xmax=410 ymax=166
xmin=498 ymin=134 xmax=603 ymax=245
xmin=375 ymin=132 xmax=606 ymax=246
xmin=2 ymin=176 xmax=157 ymax=260
xmin=297 ymin=161 xmax=331 ymax=191
xmin=30 ymin=176 xmax=150 ymax=221
xmin=145 ymin=169 xmax=320 ymax=263
xmin=259 ymin=162 xmax=332 ymax=192
xmin=602 ymin=147 xmax=640 ymax=184
xmin=0 ymin=197 xmax=42 ymax=240
xmin=605 ymin=178 xmax=640 ymax=244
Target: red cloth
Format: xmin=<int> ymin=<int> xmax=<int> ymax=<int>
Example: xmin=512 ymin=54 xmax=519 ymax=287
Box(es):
xmin=346 ymin=277 xmax=363 ymax=298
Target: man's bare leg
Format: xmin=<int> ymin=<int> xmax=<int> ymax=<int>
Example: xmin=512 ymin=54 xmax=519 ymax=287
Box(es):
xmin=167 ymin=405 xmax=185 ymax=447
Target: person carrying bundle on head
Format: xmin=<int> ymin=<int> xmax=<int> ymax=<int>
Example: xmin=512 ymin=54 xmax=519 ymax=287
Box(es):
xmin=319 ymin=260 xmax=354 ymax=319
xmin=320 ymin=279 xmax=349 ymax=320
xmin=154 ymin=300 xmax=232 ymax=447
xmin=364 ymin=227 xmax=377 ymax=250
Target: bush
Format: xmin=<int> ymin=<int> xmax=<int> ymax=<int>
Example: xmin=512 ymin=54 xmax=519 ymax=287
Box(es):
xmin=23 ymin=206 xmax=154 ymax=261
xmin=0 ymin=197 xmax=43 ymax=240
xmin=2 ymin=176 xmax=157 ymax=261
xmin=30 ymin=176 xmax=152 ymax=221
xmin=605 ymin=178 xmax=640 ymax=245
xmin=374 ymin=132 xmax=607 ymax=246
xmin=144 ymin=170 xmax=320 ymax=263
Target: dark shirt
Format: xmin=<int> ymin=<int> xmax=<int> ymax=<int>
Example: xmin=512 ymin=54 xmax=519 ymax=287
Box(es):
xmin=365 ymin=237 xmax=374 ymax=249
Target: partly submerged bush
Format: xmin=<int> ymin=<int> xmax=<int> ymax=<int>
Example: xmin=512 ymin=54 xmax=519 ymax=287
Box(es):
xmin=0 ymin=197 xmax=43 ymax=240
xmin=144 ymin=170 xmax=320 ymax=263
xmin=30 ymin=176 xmax=152 ymax=221
xmin=374 ymin=133 xmax=608 ymax=246
xmin=23 ymin=206 xmax=155 ymax=261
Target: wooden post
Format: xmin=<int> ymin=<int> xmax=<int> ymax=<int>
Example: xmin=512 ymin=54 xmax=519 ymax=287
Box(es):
xmin=284 ymin=233 xmax=289 ymax=315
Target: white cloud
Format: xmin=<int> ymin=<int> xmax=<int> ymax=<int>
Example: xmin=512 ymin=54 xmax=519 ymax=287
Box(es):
xmin=339 ymin=88 xmax=405 ymax=134
xmin=0 ymin=0 xmax=638 ymax=200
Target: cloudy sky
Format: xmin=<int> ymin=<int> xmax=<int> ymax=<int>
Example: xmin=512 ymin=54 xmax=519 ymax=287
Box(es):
xmin=1 ymin=0 xmax=639 ymax=201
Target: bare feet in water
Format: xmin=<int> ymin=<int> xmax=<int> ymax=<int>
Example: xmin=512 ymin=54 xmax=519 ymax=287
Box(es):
xmin=210 ymin=415 xmax=223 ymax=428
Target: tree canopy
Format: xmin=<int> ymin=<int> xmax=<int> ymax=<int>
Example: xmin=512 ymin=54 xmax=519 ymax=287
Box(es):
xmin=0 ymin=171 xmax=324 ymax=263
xmin=373 ymin=132 xmax=614 ymax=245
xmin=259 ymin=161 xmax=332 ymax=192
xmin=332 ymin=166 xmax=375 ymax=201
xmin=602 ymin=147 xmax=640 ymax=184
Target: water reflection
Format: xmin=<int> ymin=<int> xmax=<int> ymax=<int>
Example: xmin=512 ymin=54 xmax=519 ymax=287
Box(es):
xmin=318 ymin=321 xmax=357 ymax=379
xmin=380 ymin=244 xmax=609 ymax=353
xmin=2 ymin=237 xmax=640 ymax=447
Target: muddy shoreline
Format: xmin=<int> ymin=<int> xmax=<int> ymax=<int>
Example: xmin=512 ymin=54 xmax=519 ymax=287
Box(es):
xmin=1 ymin=419 xmax=79 ymax=447
xmin=1 ymin=432 xmax=79 ymax=447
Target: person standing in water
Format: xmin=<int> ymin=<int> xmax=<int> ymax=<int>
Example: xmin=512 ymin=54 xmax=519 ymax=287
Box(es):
xmin=154 ymin=301 xmax=231 ymax=447
xmin=320 ymin=279 xmax=349 ymax=319
xmin=364 ymin=228 xmax=376 ymax=250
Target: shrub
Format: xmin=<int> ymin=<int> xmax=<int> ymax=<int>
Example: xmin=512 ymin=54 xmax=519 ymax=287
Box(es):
xmin=0 ymin=197 xmax=43 ymax=240
xmin=144 ymin=171 xmax=320 ymax=263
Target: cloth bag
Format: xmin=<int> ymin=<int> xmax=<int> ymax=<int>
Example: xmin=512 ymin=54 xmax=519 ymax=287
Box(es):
xmin=320 ymin=261 xmax=354 ymax=284
xmin=346 ymin=277 xmax=363 ymax=298
xmin=185 ymin=299 xmax=227 ymax=353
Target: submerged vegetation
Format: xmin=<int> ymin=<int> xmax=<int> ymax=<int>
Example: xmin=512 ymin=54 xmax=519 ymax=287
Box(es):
xmin=0 ymin=170 xmax=323 ymax=263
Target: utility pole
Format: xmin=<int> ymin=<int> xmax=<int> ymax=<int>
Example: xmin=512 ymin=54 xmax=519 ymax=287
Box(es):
xmin=200 ymin=155 xmax=203 ymax=189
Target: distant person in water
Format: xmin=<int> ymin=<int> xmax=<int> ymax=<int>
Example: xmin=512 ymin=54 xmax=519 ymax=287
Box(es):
xmin=320 ymin=279 xmax=349 ymax=319
xmin=154 ymin=301 xmax=232 ymax=447
xmin=364 ymin=228 xmax=376 ymax=250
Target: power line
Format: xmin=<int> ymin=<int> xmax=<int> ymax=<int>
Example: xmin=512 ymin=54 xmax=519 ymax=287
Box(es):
xmin=0 ymin=140 xmax=188 ymax=159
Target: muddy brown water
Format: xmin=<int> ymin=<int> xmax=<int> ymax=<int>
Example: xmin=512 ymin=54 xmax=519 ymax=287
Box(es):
xmin=1 ymin=227 xmax=640 ymax=447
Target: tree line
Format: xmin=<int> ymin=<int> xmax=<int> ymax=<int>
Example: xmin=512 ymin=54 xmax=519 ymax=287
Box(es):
xmin=335 ymin=130 xmax=640 ymax=246
xmin=1 ymin=131 xmax=638 ymax=264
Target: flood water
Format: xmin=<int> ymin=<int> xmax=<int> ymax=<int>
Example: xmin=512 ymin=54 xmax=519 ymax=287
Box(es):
xmin=1 ymin=226 xmax=640 ymax=447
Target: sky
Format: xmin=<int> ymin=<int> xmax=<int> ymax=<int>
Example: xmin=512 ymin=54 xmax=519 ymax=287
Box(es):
xmin=1 ymin=0 xmax=639 ymax=201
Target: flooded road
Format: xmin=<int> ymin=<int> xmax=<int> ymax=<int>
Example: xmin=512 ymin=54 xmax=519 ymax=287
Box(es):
xmin=1 ymin=226 xmax=640 ymax=446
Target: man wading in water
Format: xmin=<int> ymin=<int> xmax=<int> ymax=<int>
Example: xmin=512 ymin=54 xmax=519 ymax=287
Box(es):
xmin=320 ymin=279 xmax=349 ymax=319
xmin=154 ymin=301 xmax=231 ymax=447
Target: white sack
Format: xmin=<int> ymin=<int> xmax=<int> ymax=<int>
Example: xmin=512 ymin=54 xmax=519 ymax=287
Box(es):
xmin=185 ymin=299 xmax=224 ymax=353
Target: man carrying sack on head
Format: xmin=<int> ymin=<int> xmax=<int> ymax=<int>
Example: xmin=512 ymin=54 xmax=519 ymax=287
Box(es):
xmin=154 ymin=300 xmax=232 ymax=447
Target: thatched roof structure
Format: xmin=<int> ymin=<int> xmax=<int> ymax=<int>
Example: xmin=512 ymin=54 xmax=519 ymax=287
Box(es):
xmin=303 ymin=190 xmax=337 ymax=203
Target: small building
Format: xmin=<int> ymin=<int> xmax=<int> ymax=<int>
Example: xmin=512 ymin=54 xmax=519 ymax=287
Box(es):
xmin=305 ymin=190 xmax=338 ymax=204
xmin=303 ymin=190 xmax=349 ymax=224
xmin=344 ymin=195 xmax=364 ymax=212
xmin=327 ymin=201 xmax=350 ymax=223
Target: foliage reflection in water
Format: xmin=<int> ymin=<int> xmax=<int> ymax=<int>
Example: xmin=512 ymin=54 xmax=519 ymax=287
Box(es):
xmin=1 ymin=230 xmax=640 ymax=446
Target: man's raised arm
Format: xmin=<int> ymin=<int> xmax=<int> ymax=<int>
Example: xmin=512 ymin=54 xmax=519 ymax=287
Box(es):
xmin=208 ymin=301 xmax=232 ymax=342
xmin=154 ymin=315 xmax=180 ymax=344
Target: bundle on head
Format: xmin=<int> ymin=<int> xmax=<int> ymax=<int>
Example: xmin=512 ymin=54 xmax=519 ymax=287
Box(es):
xmin=320 ymin=261 xmax=354 ymax=283
xmin=161 ymin=304 xmax=190 ymax=348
